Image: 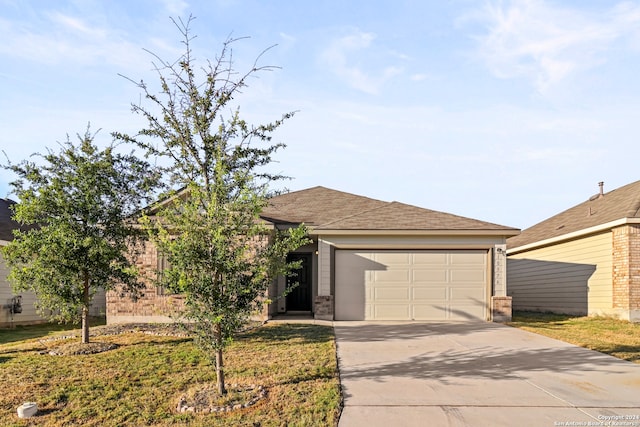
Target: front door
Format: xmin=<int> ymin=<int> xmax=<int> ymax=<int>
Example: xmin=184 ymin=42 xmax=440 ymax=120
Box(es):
xmin=286 ymin=253 xmax=312 ymax=311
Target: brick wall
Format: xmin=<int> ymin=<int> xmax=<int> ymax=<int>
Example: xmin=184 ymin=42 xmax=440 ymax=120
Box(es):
xmin=612 ymin=225 xmax=640 ymax=312
xmin=106 ymin=241 xmax=185 ymax=323
xmin=314 ymin=295 xmax=333 ymax=320
xmin=107 ymin=239 xmax=273 ymax=324
xmin=491 ymin=296 xmax=512 ymax=322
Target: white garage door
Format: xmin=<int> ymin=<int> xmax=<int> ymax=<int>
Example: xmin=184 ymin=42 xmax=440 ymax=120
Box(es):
xmin=334 ymin=250 xmax=488 ymax=321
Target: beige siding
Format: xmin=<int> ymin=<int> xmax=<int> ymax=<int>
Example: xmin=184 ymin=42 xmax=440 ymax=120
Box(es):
xmin=508 ymin=232 xmax=612 ymax=315
xmin=1 ymin=245 xmax=106 ymax=326
xmin=0 ymin=250 xmax=48 ymax=325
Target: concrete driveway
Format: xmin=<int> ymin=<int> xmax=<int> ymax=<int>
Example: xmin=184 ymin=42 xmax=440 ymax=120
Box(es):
xmin=335 ymin=322 xmax=640 ymax=427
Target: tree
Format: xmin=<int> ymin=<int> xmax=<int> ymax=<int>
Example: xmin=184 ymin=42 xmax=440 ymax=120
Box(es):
xmin=117 ymin=16 xmax=309 ymax=395
xmin=2 ymin=128 xmax=159 ymax=343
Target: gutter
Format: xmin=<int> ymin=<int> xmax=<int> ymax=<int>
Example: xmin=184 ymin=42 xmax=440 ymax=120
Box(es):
xmin=310 ymin=228 xmax=520 ymax=237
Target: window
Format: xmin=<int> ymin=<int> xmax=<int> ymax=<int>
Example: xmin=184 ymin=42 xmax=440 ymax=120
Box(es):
xmin=156 ymin=249 xmax=172 ymax=296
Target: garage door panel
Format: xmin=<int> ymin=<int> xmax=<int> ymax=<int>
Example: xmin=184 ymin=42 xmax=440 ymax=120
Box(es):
xmin=373 ymin=304 xmax=411 ymax=320
xmin=374 ymin=252 xmax=411 ymax=265
xmin=374 ymin=286 xmax=410 ymax=300
xmin=334 ymin=251 xmax=367 ymax=320
xmin=335 ymin=250 xmax=488 ymax=321
xmin=412 ymin=287 xmax=448 ymax=300
xmin=450 ymin=286 xmax=486 ymax=301
xmin=449 ymin=304 xmax=486 ymax=321
xmin=373 ymin=270 xmax=410 ymax=282
xmin=451 ymin=269 xmax=486 ymax=283
xmin=413 ymin=269 xmax=448 ymax=282
xmin=451 ymin=252 xmax=486 ymax=265
xmin=413 ymin=305 xmax=448 ymax=320
xmin=412 ymin=252 xmax=448 ymax=264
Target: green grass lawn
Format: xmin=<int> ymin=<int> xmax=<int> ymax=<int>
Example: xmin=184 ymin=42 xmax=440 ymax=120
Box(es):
xmin=0 ymin=322 xmax=341 ymax=426
xmin=0 ymin=317 xmax=106 ymax=345
xmin=509 ymin=311 xmax=640 ymax=363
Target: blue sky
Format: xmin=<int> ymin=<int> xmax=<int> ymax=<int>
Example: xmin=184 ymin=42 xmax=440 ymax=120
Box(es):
xmin=1 ymin=0 xmax=640 ymax=229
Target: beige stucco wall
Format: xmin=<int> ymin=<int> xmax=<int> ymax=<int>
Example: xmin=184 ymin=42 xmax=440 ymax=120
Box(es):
xmin=507 ymin=231 xmax=612 ymax=316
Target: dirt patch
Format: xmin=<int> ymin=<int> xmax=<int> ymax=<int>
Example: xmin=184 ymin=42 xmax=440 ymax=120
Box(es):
xmin=176 ymin=383 xmax=267 ymax=414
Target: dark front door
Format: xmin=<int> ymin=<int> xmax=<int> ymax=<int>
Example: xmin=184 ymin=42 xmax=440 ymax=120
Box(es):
xmin=286 ymin=253 xmax=312 ymax=311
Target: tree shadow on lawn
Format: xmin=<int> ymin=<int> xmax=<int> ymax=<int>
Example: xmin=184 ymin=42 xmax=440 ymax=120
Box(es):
xmin=241 ymin=324 xmax=334 ymax=344
xmin=114 ymin=336 xmax=193 ymax=346
xmin=600 ymin=344 xmax=640 ymax=363
xmin=0 ymin=317 xmax=106 ymax=345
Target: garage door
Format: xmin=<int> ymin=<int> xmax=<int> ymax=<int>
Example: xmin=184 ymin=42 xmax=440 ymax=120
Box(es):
xmin=334 ymin=250 xmax=488 ymax=321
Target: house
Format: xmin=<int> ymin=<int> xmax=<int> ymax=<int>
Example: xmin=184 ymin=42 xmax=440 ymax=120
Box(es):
xmin=507 ymin=181 xmax=640 ymax=321
xmin=107 ymin=186 xmax=519 ymax=323
xmin=0 ymin=198 xmax=106 ymax=326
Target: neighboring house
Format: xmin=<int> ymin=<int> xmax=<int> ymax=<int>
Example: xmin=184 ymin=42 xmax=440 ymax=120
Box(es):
xmin=107 ymin=186 xmax=519 ymax=323
xmin=0 ymin=198 xmax=106 ymax=326
xmin=507 ymin=180 xmax=640 ymax=322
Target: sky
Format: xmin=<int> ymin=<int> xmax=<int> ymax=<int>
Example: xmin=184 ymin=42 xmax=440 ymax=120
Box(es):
xmin=1 ymin=0 xmax=640 ymax=230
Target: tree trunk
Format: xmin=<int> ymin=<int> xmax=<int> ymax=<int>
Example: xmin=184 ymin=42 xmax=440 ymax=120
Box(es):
xmin=81 ymin=306 xmax=89 ymax=344
xmin=81 ymin=271 xmax=90 ymax=344
xmin=214 ymin=324 xmax=226 ymax=395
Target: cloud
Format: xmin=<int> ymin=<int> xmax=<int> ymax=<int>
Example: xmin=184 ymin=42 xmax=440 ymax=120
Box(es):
xmin=49 ymin=12 xmax=107 ymax=38
xmin=411 ymin=73 xmax=429 ymax=81
xmin=320 ymin=30 xmax=403 ymax=95
xmin=0 ymin=14 xmax=138 ymax=69
xmin=468 ymin=0 xmax=640 ymax=93
xmin=161 ymin=0 xmax=189 ymax=16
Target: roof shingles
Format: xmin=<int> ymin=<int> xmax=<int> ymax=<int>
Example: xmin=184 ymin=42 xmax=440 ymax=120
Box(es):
xmin=0 ymin=199 xmax=20 ymax=241
xmin=508 ymin=180 xmax=640 ymax=249
xmin=262 ymin=186 xmax=518 ymax=232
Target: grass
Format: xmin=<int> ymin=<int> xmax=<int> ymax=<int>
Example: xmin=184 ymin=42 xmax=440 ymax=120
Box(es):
xmin=0 ymin=322 xmax=341 ymax=426
xmin=509 ymin=311 xmax=640 ymax=363
xmin=0 ymin=317 xmax=106 ymax=345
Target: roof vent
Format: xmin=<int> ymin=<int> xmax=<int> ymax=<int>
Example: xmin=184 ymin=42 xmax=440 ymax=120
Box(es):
xmin=589 ymin=182 xmax=605 ymax=201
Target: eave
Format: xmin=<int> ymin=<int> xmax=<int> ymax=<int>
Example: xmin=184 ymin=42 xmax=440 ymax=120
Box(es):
xmin=308 ymin=228 xmax=520 ymax=237
xmin=507 ymin=217 xmax=640 ymax=255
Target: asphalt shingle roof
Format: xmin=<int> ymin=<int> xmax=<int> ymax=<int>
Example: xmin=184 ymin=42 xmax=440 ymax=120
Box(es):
xmin=262 ymin=186 xmax=518 ymax=232
xmin=508 ymin=180 xmax=640 ymax=249
xmin=0 ymin=198 xmax=20 ymax=241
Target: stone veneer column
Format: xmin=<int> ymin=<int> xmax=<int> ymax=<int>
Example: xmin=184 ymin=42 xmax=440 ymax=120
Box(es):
xmin=612 ymin=225 xmax=640 ymax=319
xmin=314 ymin=296 xmax=334 ymax=321
xmin=491 ymin=244 xmax=511 ymax=322
xmin=494 ymin=244 xmax=507 ymax=297
xmin=315 ymin=239 xmax=334 ymax=320
xmin=491 ymin=296 xmax=512 ymax=322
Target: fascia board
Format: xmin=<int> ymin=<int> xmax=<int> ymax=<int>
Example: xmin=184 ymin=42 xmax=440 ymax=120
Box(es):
xmin=507 ymin=218 xmax=640 ymax=255
xmin=310 ymin=228 xmax=519 ymax=237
